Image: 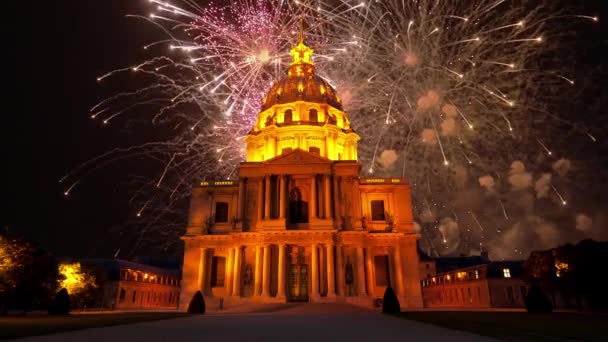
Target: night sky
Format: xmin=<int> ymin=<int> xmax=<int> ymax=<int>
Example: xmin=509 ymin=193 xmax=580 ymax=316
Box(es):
xmin=4 ymin=1 xmax=607 ymax=260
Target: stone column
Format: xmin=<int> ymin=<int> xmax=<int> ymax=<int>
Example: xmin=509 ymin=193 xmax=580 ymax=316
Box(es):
xmin=269 ymin=135 xmax=277 ymax=158
xmin=261 ymin=245 xmax=271 ymax=297
xmin=335 ymin=245 xmax=344 ymax=296
xmin=232 ymin=246 xmax=241 ymax=296
xmin=311 ymin=243 xmax=319 ymax=299
xmin=309 ymin=175 xmax=317 ymax=220
xmin=279 ymin=175 xmax=286 ymax=219
xmin=333 ymin=176 xmax=341 ymax=221
xmin=264 ymin=175 xmax=271 ymax=219
xmin=365 ymin=248 xmax=375 ymax=297
xmin=254 ymin=246 xmax=262 ymax=296
xmin=277 ymin=244 xmax=286 ymax=299
xmin=356 ymin=247 xmax=366 ymax=296
xmin=393 ymin=246 xmax=405 ymax=297
xmin=326 ymin=244 xmax=336 ymax=297
xmin=225 ymin=248 xmax=234 ymax=296
xmin=198 ymin=248 xmax=207 ymax=295
xmin=237 ymin=181 xmax=245 ymax=220
xmin=324 ymin=175 xmax=331 ymax=219
xmin=257 ymin=178 xmax=264 ymax=223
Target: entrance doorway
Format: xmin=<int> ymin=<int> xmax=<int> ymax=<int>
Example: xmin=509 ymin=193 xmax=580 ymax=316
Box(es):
xmin=288 ymin=188 xmax=308 ymax=223
xmin=288 ymin=264 xmax=309 ymax=302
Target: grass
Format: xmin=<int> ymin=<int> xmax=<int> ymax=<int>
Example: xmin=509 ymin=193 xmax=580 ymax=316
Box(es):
xmin=0 ymin=312 xmax=188 ymax=340
xmin=396 ymin=311 xmax=608 ymax=341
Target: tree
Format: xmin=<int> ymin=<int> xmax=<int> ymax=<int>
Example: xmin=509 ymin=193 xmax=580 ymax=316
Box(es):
xmin=525 ymin=284 xmax=553 ymax=313
xmin=0 ymin=230 xmax=59 ymax=313
xmin=0 ymin=234 xmax=29 ymax=314
xmin=58 ymin=263 xmax=97 ymax=308
xmin=525 ymin=240 xmax=608 ymax=312
xmin=382 ymin=286 xmax=400 ymax=314
xmin=49 ymin=288 xmax=70 ymax=315
xmin=187 ymin=291 xmax=205 ymax=314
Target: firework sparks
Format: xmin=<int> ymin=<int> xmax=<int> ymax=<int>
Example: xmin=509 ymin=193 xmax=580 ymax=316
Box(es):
xmin=64 ymin=0 xmax=599 ymax=256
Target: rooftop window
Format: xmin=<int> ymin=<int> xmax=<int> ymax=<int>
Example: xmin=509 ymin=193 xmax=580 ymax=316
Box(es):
xmin=503 ymin=268 xmax=511 ymax=278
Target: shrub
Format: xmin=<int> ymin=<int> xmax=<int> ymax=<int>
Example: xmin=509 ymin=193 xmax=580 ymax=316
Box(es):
xmin=187 ymin=291 xmax=205 ymax=314
xmin=48 ymin=288 xmax=70 ymax=315
xmin=525 ymin=284 xmax=553 ymax=314
xmin=382 ymin=286 xmax=400 ymax=314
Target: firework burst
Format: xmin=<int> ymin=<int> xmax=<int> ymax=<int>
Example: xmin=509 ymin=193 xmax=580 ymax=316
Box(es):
xmin=63 ymin=0 xmax=600 ymax=257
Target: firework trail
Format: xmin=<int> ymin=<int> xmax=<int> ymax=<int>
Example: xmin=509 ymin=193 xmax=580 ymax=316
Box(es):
xmin=63 ymin=0 xmax=600 ymax=257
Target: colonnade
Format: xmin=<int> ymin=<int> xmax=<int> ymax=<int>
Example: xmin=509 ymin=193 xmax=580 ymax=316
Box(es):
xmin=195 ymin=242 xmax=406 ymax=299
xmin=244 ymin=174 xmax=333 ymax=223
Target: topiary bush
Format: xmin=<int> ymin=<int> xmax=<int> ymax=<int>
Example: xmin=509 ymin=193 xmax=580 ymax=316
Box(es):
xmin=48 ymin=288 xmax=70 ymax=315
xmin=525 ymin=284 xmax=553 ymax=314
xmin=187 ymin=291 xmax=206 ymax=314
xmin=382 ymin=286 xmax=400 ymax=314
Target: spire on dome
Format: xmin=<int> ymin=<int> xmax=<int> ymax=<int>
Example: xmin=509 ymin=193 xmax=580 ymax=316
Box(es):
xmin=290 ymin=18 xmax=313 ymax=66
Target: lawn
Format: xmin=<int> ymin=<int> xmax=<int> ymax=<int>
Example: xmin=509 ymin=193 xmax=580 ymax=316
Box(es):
xmin=396 ymin=311 xmax=608 ymax=341
xmin=0 ymin=312 xmax=188 ymax=340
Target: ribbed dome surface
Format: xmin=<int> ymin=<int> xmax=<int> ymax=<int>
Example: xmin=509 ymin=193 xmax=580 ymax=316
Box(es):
xmin=260 ymin=63 xmax=343 ymax=112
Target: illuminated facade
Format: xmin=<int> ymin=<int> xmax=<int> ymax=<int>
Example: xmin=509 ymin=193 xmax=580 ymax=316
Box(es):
xmin=421 ymin=259 xmax=528 ymax=309
xmin=180 ymin=36 xmax=423 ymax=310
xmin=81 ymin=259 xmax=180 ymax=310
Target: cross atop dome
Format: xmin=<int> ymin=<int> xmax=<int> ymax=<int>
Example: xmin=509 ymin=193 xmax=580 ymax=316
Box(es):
xmin=290 ymin=19 xmax=314 ymax=66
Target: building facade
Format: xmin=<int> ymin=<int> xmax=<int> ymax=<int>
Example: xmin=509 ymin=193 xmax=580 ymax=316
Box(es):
xmin=421 ymin=260 xmax=528 ymax=309
xmin=180 ymin=36 xmax=423 ymax=310
xmin=82 ymin=259 xmax=181 ymax=310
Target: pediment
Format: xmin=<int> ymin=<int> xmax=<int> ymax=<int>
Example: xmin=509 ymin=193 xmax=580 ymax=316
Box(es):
xmin=264 ymin=148 xmax=332 ymax=165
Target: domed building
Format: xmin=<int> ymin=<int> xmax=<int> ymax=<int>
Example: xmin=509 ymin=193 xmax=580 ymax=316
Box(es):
xmin=180 ymin=36 xmax=423 ymax=310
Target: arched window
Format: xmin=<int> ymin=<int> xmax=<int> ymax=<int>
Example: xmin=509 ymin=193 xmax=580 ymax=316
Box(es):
xmin=309 ymin=109 xmax=318 ymax=123
xmin=284 ymin=109 xmax=293 ymax=123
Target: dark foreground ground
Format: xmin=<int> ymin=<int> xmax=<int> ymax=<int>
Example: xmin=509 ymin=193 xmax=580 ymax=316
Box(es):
xmin=3 ymin=304 xmax=497 ymax=342
xmin=397 ymin=311 xmax=608 ymax=341
xmin=0 ymin=312 xmax=187 ymax=340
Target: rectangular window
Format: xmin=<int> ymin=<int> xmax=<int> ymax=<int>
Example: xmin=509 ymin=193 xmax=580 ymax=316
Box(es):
xmin=370 ymin=200 xmax=386 ymax=221
xmin=215 ymin=202 xmax=229 ymax=223
xmin=132 ymin=290 xmax=137 ymax=303
xmin=475 ymin=270 xmax=480 ymax=279
xmin=119 ymin=288 xmax=126 ymax=303
xmin=373 ymin=255 xmax=390 ymax=286
xmin=210 ymin=256 xmax=226 ymax=287
xmin=468 ymin=287 xmax=472 ymax=303
xmin=503 ymin=268 xmax=511 ymax=278
xmin=520 ymin=286 xmax=527 ymax=298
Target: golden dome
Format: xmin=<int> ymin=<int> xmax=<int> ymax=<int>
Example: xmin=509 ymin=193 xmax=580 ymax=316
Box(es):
xmin=244 ymin=32 xmax=360 ymax=163
xmin=260 ymin=37 xmax=343 ymax=112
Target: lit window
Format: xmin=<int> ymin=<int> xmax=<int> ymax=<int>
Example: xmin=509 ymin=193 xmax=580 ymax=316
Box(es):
xmin=474 ymin=270 xmax=479 ymax=279
xmin=503 ymin=268 xmax=511 ymax=278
